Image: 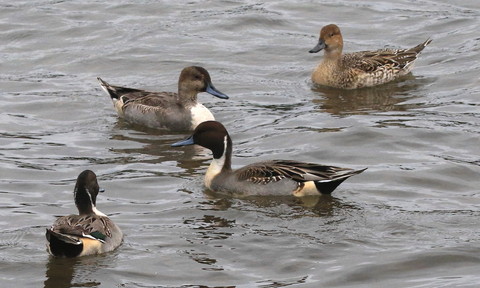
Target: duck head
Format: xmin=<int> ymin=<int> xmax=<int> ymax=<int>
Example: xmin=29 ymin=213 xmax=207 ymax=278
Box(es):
xmin=73 ymin=170 xmax=104 ymax=216
xmin=171 ymin=120 xmax=232 ymax=160
xmin=309 ymin=24 xmax=343 ymax=58
xmin=178 ymin=66 xmax=229 ymax=100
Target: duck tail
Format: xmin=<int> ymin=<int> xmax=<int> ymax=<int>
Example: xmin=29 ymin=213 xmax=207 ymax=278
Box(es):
xmin=314 ymin=168 xmax=367 ymax=194
xmin=97 ymin=77 xmax=120 ymax=100
xmin=410 ymin=38 xmax=432 ymax=54
xmin=46 ymin=229 xmax=83 ymax=257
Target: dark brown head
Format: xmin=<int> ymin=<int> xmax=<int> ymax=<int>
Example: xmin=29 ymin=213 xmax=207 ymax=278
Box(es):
xmin=171 ymin=120 xmax=231 ymax=160
xmin=178 ymin=66 xmax=229 ymax=100
xmin=309 ymin=24 xmax=344 ymax=57
xmin=74 ymin=170 xmax=103 ymax=215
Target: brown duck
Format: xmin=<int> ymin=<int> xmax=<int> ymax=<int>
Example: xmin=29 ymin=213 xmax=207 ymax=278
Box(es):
xmin=309 ymin=24 xmax=431 ymax=89
xmin=98 ymin=66 xmax=229 ymax=131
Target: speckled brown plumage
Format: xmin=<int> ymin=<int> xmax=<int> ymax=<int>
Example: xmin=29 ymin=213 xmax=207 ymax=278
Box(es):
xmin=236 ymin=160 xmax=360 ymax=185
xmin=310 ymin=24 xmax=431 ymax=89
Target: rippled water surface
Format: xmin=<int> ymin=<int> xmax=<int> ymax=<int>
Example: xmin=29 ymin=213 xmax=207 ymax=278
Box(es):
xmin=1 ymin=0 xmax=480 ymax=287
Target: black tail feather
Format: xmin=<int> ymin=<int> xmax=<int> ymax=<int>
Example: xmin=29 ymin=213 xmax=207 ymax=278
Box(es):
xmin=314 ymin=168 xmax=366 ymax=194
xmin=97 ymin=77 xmax=145 ymax=100
xmin=314 ymin=178 xmax=348 ymax=194
xmin=97 ymin=77 xmax=119 ymax=100
xmin=46 ymin=229 xmax=83 ymax=258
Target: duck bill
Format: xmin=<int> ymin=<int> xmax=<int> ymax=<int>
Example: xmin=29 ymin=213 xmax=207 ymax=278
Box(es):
xmin=171 ymin=135 xmax=195 ymax=147
xmin=206 ymin=84 xmax=229 ymax=99
xmin=309 ymin=40 xmax=326 ymax=53
xmin=99 ymin=188 xmax=105 ymax=193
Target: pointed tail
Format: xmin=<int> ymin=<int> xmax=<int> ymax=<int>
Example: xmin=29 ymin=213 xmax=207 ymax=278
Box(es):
xmin=97 ymin=77 xmax=120 ymax=100
xmin=314 ymin=168 xmax=367 ymax=194
xmin=410 ymin=38 xmax=432 ymax=54
xmin=97 ymin=77 xmax=146 ymax=101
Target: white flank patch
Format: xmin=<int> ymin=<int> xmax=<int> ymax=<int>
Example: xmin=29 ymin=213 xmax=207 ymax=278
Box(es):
xmin=190 ymin=103 xmax=215 ymax=129
xmin=204 ymin=136 xmax=227 ymax=189
xmin=114 ymin=98 xmax=125 ymax=117
xmin=98 ymin=81 xmax=124 ymax=115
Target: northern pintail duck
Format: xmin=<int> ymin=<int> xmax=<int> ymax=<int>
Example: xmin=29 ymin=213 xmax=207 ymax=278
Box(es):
xmin=98 ymin=66 xmax=229 ymax=131
xmin=46 ymin=170 xmax=122 ymax=257
xmin=172 ymin=121 xmax=366 ymax=196
xmin=309 ymin=24 xmax=431 ymax=89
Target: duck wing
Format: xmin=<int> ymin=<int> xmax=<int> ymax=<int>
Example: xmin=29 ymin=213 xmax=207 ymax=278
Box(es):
xmin=123 ymin=92 xmax=178 ymax=107
xmin=348 ymin=38 xmax=432 ymax=73
xmin=235 ymin=160 xmax=364 ymax=184
xmin=49 ymin=214 xmax=113 ymax=242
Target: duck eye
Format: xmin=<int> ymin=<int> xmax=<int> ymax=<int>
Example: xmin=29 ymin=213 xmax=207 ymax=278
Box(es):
xmin=329 ymin=33 xmax=334 ymax=37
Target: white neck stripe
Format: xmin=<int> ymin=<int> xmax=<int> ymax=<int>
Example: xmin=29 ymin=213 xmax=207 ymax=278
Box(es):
xmin=83 ymin=188 xmax=107 ymax=216
xmin=205 ymin=135 xmax=228 ymax=188
xmin=92 ymin=206 xmax=107 ymax=217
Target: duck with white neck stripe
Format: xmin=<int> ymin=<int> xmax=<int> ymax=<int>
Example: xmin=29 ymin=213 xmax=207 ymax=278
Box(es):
xmin=172 ymin=121 xmax=366 ymax=197
xmin=46 ymin=170 xmax=123 ymax=257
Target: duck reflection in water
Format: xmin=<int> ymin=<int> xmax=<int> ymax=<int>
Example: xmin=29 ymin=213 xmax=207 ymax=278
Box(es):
xmin=202 ymin=189 xmax=359 ymax=218
xmin=109 ymin=122 xmax=209 ymax=173
xmin=311 ymin=75 xmax=431 ymax=116
xmin=44 ymin=254 xmax=113 ymax=288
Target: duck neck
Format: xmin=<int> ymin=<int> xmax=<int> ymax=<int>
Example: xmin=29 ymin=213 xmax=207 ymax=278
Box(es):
xmin=178 ymin=83 xmax=198 ymax=104
xmin=205 ymin=135 xmax=232 ymax=188
xmin=211 ymin=135 xmax=231 ymax=168
xmin=74 ymin=186 xmax=107 ymax=216
xmin=74 ymin=186 xmax=95 ymax=215
xmin=222 ymin=135 xmax=232 ymax=171
xmin=92 ymin=206 xmax=107 ymax=217
xmin=324 ymin=47 xmax=342 ymax=61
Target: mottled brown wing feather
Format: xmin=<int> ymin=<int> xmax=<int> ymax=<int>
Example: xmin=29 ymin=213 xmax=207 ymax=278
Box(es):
xmin=235 ymin=160 xmax=353 ymax=185
xmin=348 ymin=38 xmax=431 ymax=73
xmin=347 ymin=49 xmax=408 ymax=72
xmin=52 ymin=215 xmax=113 ymax=239
xmin=235 ymin=162 xmax=287 ymax=184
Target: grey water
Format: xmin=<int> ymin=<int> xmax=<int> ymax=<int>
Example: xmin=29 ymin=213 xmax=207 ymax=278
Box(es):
xmin=1 ymin=0 xmax=480 ymax=287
